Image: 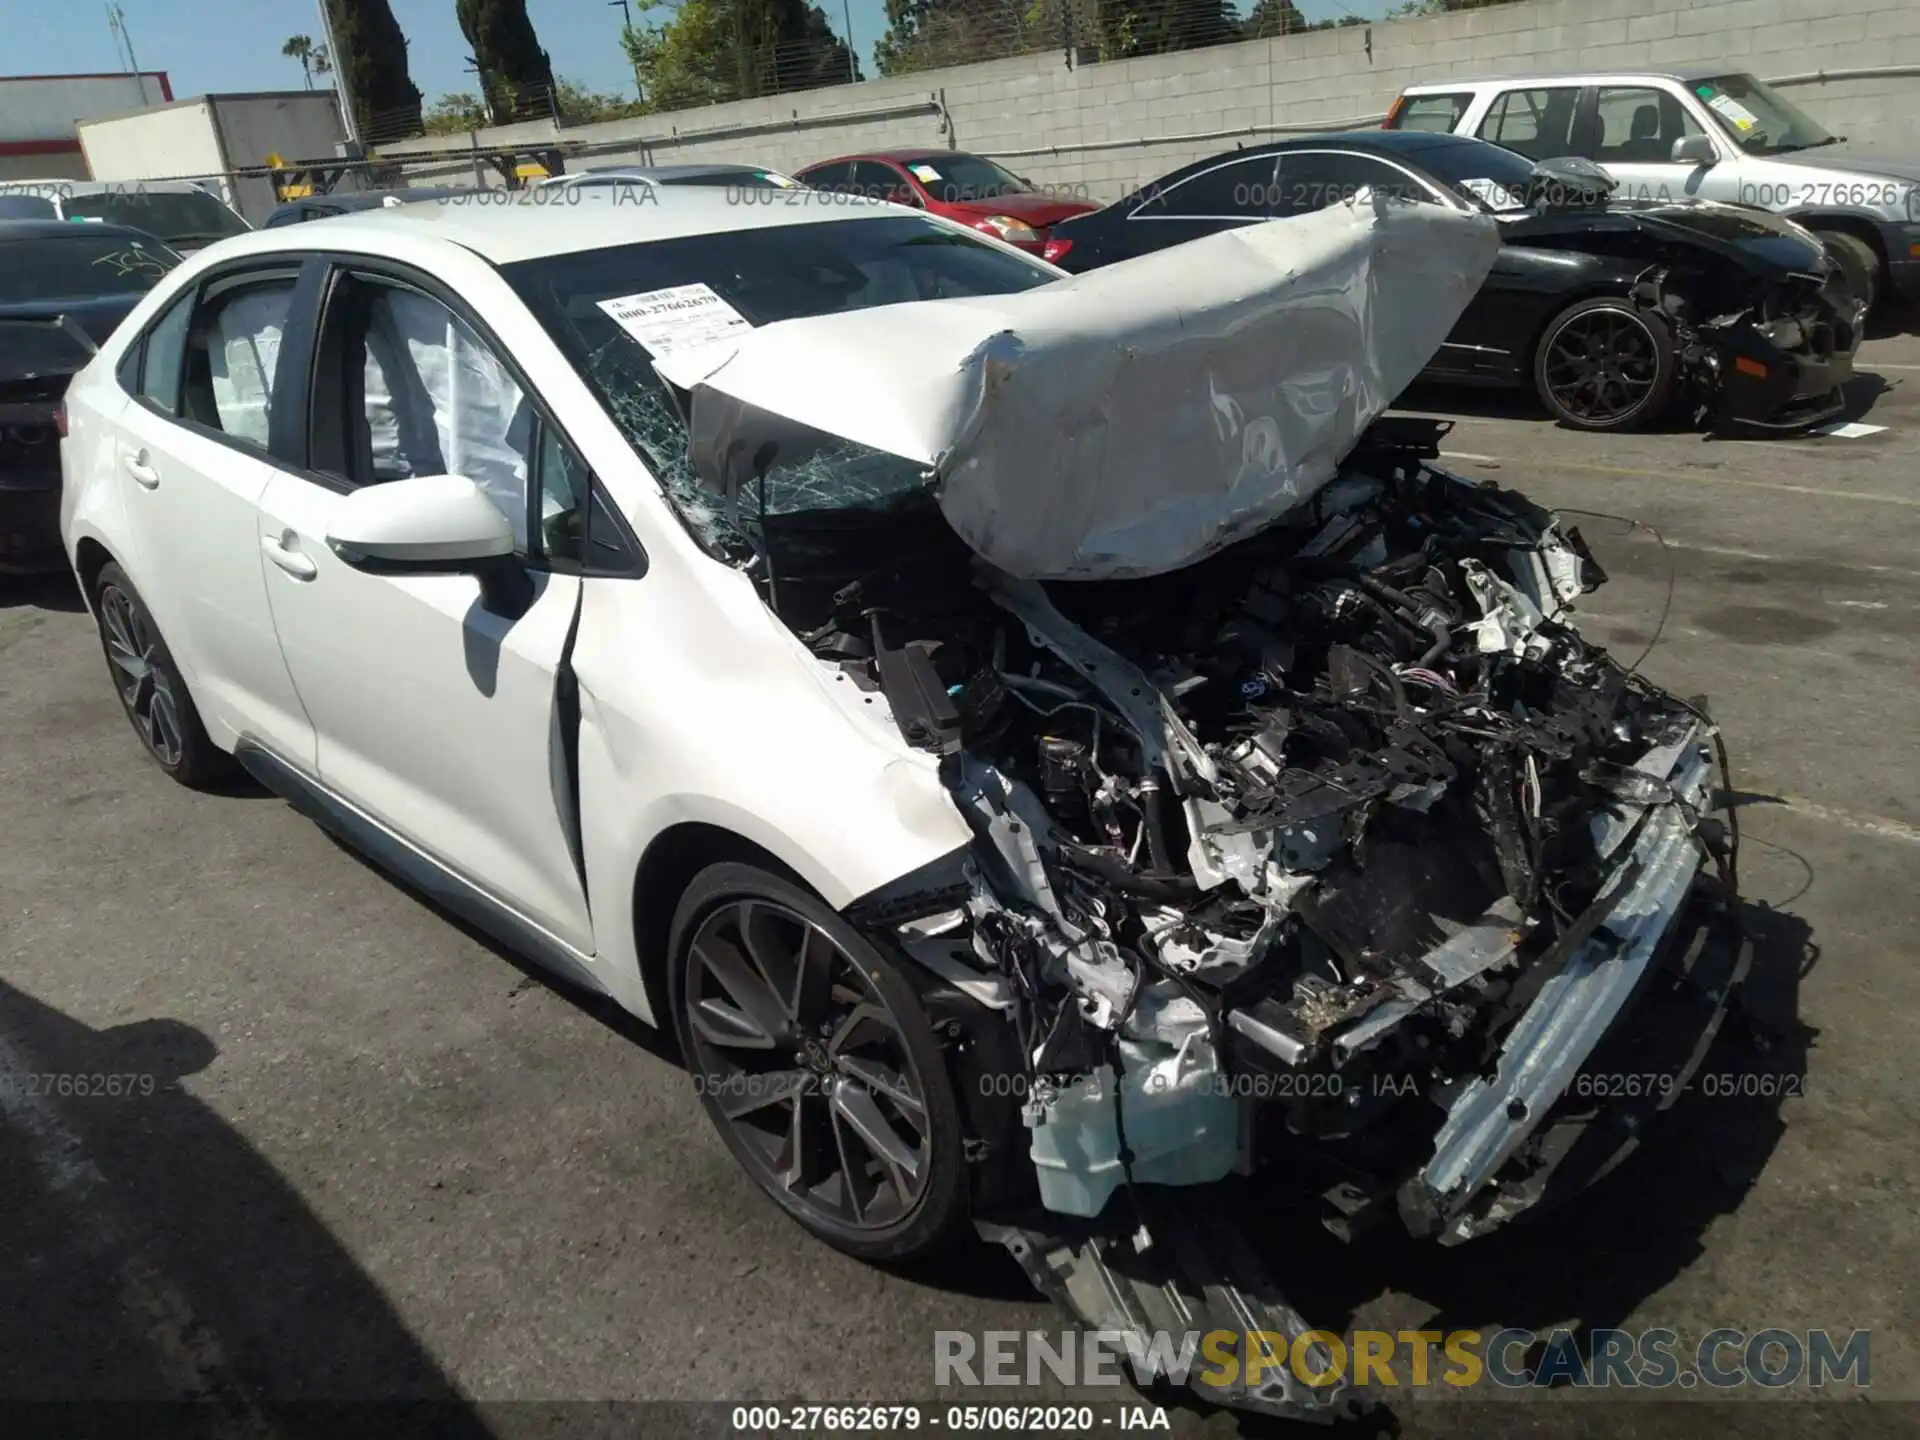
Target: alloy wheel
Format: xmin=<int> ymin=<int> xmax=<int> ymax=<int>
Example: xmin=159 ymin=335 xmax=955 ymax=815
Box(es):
xmin=683 ymin=898 xmax=934 ymax=1234
xmin=99 ymin=584 xmax=184 ymax=767
xmin=1543 ymin=308 xmax=1661 ymax=425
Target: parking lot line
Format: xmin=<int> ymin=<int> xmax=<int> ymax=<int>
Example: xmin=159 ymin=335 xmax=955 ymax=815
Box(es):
xmin=1764 ymin=794 xmax=1920 ymax=846
xmin=1452 ymin=456 xmax=1920 ymax=508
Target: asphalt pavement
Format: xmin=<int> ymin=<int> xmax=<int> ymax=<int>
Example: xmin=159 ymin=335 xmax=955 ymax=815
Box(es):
xmin=1 ymin=323 xmax=1917 ymax=1438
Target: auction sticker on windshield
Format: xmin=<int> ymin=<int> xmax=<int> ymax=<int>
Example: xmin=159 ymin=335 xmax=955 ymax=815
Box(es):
xmin=909 ymin=163 xmax=942 ymax=183
xmin=1697 ymin=85 xmax=1761 ymax=132
xmin=596 ymin=283 xmax=753 ymax=358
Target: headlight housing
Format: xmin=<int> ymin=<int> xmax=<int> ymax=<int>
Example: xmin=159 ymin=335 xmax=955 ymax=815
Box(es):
xmin=976 ymin=215 xmax=1041 ymax=245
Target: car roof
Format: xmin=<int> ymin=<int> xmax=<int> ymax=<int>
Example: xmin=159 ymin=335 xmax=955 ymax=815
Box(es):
xmin=577 ymin=163 xmax=773 ymax=179
xmin=288 ymin=187 xmax=481 ymax=210
xmin=1400 ymin=64 xmax=1733 ymax=92
xmin=0 ymin=217 xmax=160 ymax=243
xmin=197 ymin=185 xmax=905 ymax=266
xmin=0 ymin=178 xmax=224 ymax=197
xmin=800 ymin=149 xmax=974 ymax=170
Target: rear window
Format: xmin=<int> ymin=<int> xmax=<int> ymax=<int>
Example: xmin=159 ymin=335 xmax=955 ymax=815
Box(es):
xmin=0 ymin=193 xmax=59 ymax=219
xmin=0 ymin=232 xmax=180 ymax=305
xmin=1389 ymin=92 xmax=1472 ymax=133
xmin=61 ymin=189 xmax=249 ymax=246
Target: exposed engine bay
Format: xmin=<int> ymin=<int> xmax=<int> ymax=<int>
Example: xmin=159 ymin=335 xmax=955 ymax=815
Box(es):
xmin=650 ymin=200 xmax=1745 ymax=1420
xmin=766 ymin=419 xmax=1732 ymax=1242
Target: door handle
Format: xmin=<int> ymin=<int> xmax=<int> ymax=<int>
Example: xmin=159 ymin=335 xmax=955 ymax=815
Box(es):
xmin=261 ymin=533 xmax=318 ymax=581
xmin=123 ymin=451 xmax=159 ymax=489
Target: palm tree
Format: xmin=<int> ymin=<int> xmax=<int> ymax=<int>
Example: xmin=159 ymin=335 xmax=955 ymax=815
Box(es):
xmin=282 ymin=34 xmax=317 ymax=88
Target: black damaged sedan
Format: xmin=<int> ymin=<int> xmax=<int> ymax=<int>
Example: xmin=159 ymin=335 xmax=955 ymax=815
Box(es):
xmin=1041 ymin=131 xmax=1859 ymax=432
xmin=0 ymin=220 xmax=181 ymax=574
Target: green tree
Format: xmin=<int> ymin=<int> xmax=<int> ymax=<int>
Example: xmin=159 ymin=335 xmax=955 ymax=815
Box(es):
xmin=457 ymin=0 xmax=559 ymax=122
xmin=422 ymin=91 xmax=489 ymax=134
xmin=875 ymin=0 xmax=1056 ymax=74
xmin=622 ymin=0 xmax=858 ymax=111
xmin=325 ymin=0 xmax=423 ymax=139
xmin=1240 ymin=0 xmax=1303 ymax=37
xmin=282 ymin=34 xmax=318 ymax=88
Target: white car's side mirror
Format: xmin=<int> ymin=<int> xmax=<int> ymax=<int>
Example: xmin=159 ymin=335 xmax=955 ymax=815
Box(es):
xmin=327 ymin=474 xmax=516 ymax=567
xmin=1671 ymin=134 xmax=1717 ymax=166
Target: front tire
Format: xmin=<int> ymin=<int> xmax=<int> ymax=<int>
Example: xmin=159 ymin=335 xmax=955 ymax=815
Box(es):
xmin=1533 ymin=297 xmax=1678 ymax=432
xmin=92 ymin=561 xmax=231 ymax=789
xmin=668 ymin=861 xmax=970 ymax=1263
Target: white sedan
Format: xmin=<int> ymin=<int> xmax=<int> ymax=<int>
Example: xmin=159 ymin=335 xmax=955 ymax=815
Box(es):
xmin=59 ymin=187 xmax=1739 ymax=1421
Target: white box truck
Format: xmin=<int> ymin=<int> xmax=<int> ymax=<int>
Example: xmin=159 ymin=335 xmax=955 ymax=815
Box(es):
xmin=77 ymin=91 xmax=345 ymax=224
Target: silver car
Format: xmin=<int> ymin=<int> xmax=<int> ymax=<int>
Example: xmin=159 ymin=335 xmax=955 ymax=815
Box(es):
xmin=1387 ymin=67 xmax=1920 ymax=310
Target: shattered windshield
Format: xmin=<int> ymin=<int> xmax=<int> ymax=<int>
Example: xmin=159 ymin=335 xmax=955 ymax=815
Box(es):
xmin=502 ymin=215 xmax=1056 ymax=550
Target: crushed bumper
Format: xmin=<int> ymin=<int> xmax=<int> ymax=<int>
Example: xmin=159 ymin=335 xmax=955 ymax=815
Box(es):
xmin=1400 ymin=729 xmax=1728 ymax=1240
xmin=976 ymin=725 xmax=1743 ymax=1424
xmin=1703 ymin=300 xmax=1860 ymax=431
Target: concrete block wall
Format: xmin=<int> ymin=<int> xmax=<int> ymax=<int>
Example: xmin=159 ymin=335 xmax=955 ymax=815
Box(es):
xmin=403 ymin=0 xmax=1919 ymax=201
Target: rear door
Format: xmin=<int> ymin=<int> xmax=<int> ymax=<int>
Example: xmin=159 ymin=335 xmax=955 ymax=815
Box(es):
xmin=1473 ymin=84 xmax=1591 ymax=162
xmin=1124 ymin=153 xmax=1282 ymax=256
xmin=104 ymin=260 xmax=319 ymax=765
xmin=251 ymin=258 xmax=595 ymax=952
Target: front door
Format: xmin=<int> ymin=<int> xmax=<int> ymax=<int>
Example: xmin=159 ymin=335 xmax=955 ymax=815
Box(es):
xmin=254 ymin=264 xmax=594 ymax=953
xmin=1583 ymin=84 xmax=1720 ymax=204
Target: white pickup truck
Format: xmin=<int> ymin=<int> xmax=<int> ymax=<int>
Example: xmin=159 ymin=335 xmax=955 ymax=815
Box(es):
xmin=1385 ymin=67 xmax=1920 ymax=311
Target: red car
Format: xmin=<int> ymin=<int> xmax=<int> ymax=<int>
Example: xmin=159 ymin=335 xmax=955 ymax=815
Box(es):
xmin=792 ymin=150 xmax=1096 ymax=254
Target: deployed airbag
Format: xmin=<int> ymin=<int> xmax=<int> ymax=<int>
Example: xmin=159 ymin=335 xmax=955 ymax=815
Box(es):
xmin=653 ymin=191 xmax=1501 ymax=580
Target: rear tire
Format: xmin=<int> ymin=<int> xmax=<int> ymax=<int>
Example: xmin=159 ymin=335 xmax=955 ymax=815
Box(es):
xmin=91 ymin=562 xmax=232 ymax=789
xmin=1532 ymin=296 xmax=1678 ymax=432
xmin=668 ymin=861 xmax=971 ymax=1263
xmin=1813 ymin=229 xmax=1879 ymax=316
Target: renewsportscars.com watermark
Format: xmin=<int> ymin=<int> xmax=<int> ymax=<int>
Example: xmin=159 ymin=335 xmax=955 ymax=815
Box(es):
xmin=935 ymin=1327 xmax=1871 ymax=1391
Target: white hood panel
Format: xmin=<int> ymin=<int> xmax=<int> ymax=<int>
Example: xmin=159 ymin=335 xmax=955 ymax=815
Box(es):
xmin=654 ymin=192 xmax=1501 ymax=580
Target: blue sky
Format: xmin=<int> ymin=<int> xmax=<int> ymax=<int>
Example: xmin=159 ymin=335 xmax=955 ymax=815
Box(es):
xmin=14 ymin=0 xmax=1390 ymax=106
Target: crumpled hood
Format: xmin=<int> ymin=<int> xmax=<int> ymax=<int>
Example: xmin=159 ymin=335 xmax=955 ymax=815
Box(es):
xmin=653 ymin=192 xmax=1502 ymax=581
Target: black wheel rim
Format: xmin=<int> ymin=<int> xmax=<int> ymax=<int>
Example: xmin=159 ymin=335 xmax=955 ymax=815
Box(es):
xmin=1544 ymin=309 xmax=1660 ymax=423
xmin=99 ymin=584 xmax=184 ymax=768
xmin=684 ymin=899 xmax=932 ymax=1233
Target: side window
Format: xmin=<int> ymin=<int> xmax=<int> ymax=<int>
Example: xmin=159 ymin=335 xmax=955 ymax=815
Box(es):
xmin=856 ymin=160 xmax=916 ymax=205
xmin=1394 ymin=93 xmax=1473 ymax=134
xmin=1592 ymin=87 xmax=1704 ymax=164
xmin=180 ymin=276 xmax=299 ymax=448
xmin=1143 ymin=156 xmax=1280 ymax=219
xmin=802 ymin=162 xmax=854 ymax=192
xmin=533 ymin=420 xmax=590 ymax=566
xmin=136 ymin=293 xmax=194 ymax=412
xmin=1476 ymin=87 xmax=1582 ymax=161
xmin=1273 ymin=152 xmax=1433 ymax=216
xmin=353 ymin=283 xmax=533 ymax=547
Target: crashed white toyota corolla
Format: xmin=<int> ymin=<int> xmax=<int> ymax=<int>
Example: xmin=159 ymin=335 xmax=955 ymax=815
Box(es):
xmin=65 ymin=189 xmax=1746 ymax=1423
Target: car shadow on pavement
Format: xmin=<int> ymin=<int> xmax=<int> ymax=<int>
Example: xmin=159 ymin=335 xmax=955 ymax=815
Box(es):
xmin=0 ymin=572 xmax=85 ymax=613
xmin=0 ymin=978 xmax=494 ymax=1437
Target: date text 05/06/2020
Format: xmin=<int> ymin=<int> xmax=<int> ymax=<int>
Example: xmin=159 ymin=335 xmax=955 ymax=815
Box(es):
xmin=729 ymin=1404 xmax=1171 ymax=1431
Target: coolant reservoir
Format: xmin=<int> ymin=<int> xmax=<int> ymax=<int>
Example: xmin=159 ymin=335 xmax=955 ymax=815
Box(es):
xmin=1026 ymin=1033 xmax=1241 ymax=1218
